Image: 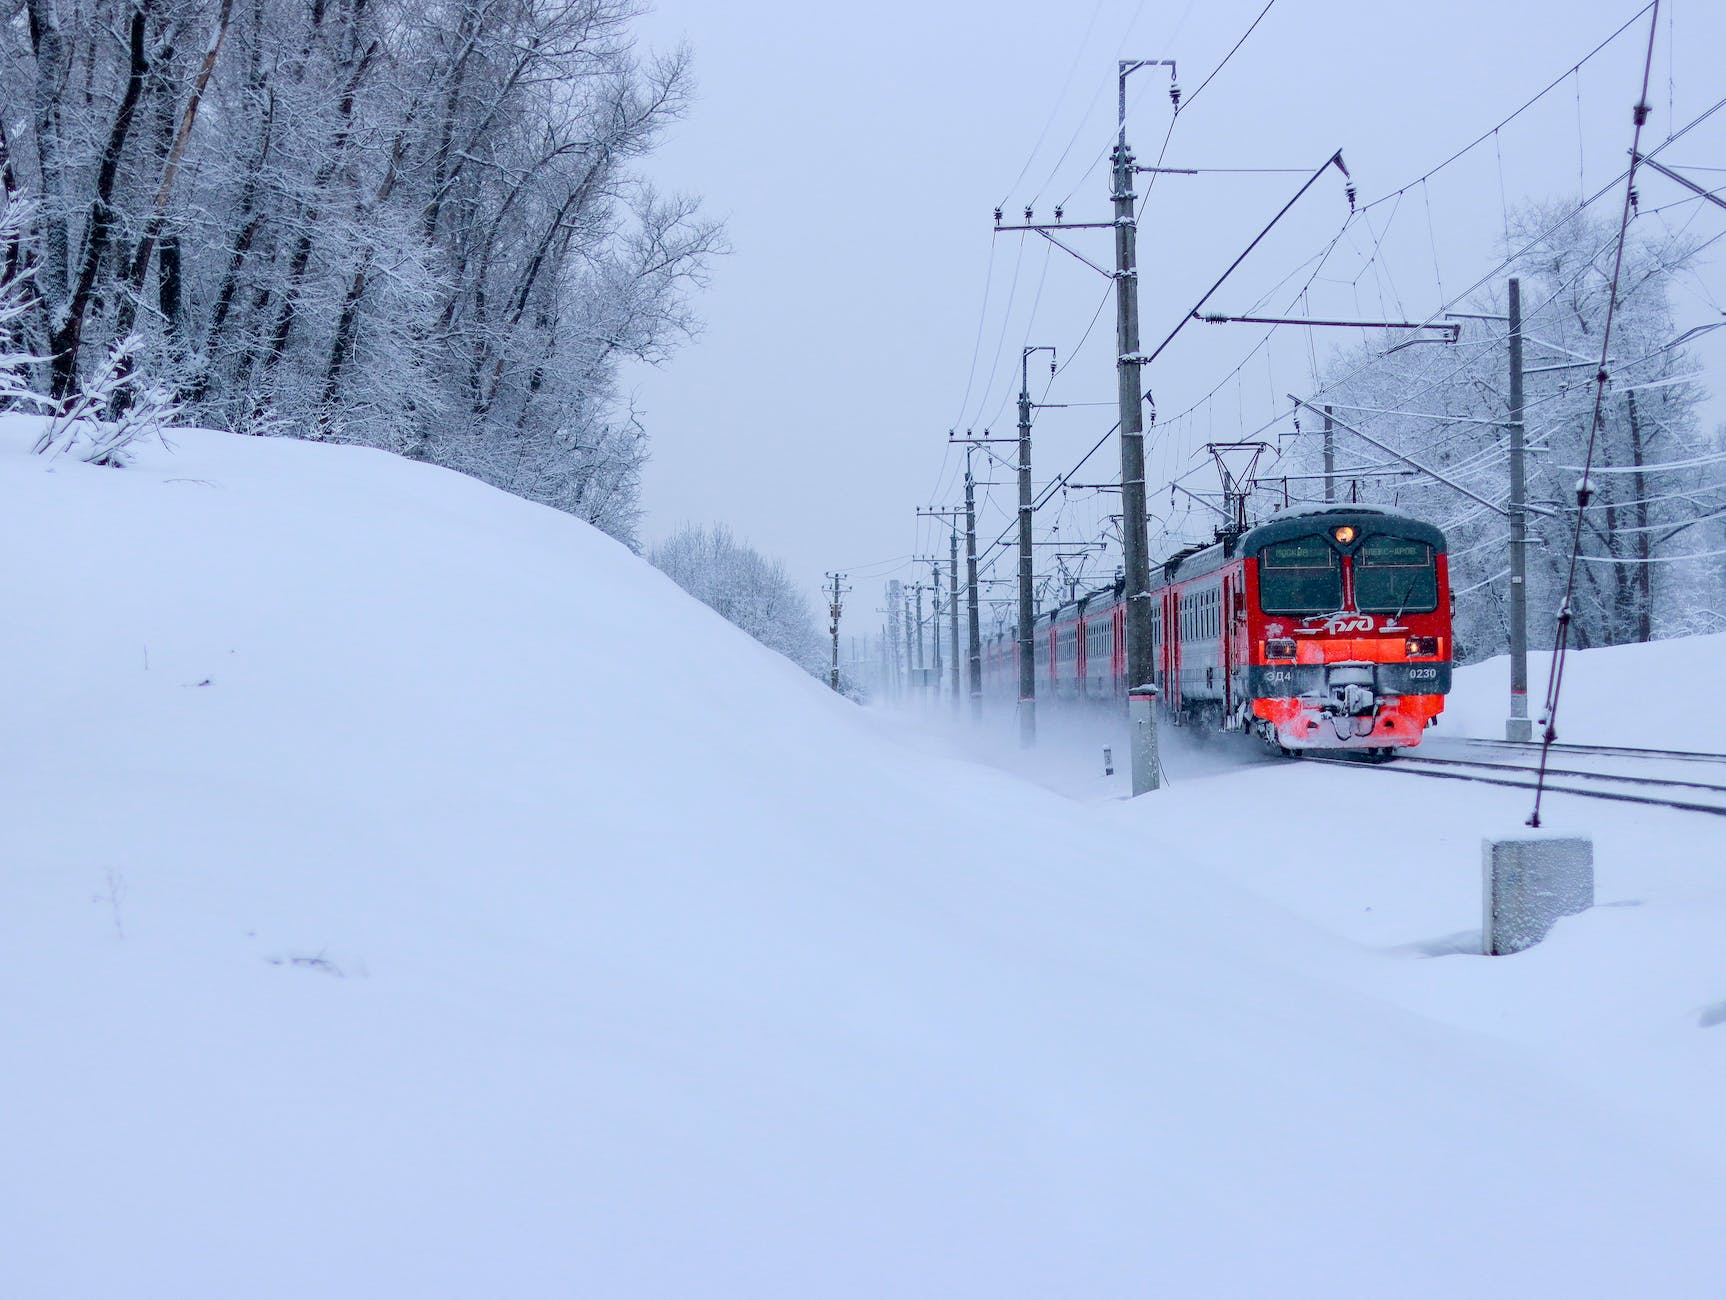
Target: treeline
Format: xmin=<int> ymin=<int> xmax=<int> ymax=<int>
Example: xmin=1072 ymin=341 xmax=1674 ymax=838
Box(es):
xmin=1285 ymin=203 xmax=1726 ymax=657
xmin=0 ymin=0 xmax=718 ymax=543
xmin=650 ymin=524 xmax=827 ymax=679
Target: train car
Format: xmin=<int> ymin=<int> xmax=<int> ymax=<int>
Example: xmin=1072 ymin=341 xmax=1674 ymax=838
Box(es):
xmin=979 ymin=506 xmax=1453 ymax=754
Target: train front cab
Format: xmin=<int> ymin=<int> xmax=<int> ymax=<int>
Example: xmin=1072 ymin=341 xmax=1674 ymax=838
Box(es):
xmin=1240 ymin=511 xmax=1452 ymax=752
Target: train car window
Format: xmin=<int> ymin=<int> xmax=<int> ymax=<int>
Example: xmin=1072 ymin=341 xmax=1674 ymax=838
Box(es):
xmin=1258 ymin=537 xmax=1343 ymax=615
xmin=1354 ymin=536 xmax=1438 ymax=614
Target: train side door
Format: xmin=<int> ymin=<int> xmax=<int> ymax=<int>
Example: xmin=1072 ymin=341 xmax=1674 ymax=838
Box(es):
xmin=1222 ymin=576 xmax=1234 ymax=719
xmin=1165 ymin=587 xmax=1180 ymax=712
xmin=1114 ymin=603 xmax=1126 ymax=696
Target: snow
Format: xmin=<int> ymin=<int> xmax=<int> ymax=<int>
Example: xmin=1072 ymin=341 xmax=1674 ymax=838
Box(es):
xmin=4 ymin=420 xmax=1723 ymax=1298
xmin=1445 ymin=632 xmax=1726 ymax=750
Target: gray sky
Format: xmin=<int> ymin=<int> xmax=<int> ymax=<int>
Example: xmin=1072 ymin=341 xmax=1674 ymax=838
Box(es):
xmin=624 ymin=0 xmax=1725 ymax=613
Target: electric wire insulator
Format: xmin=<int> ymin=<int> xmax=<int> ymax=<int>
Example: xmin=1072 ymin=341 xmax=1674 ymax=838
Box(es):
xmin=1345 ymin=182 xmax=1357 ymax=211
xmin=1169 ymin=82 xmax=1181 ymax=108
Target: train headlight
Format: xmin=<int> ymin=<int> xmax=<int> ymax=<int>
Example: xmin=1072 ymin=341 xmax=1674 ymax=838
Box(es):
xmin=1333 ymin=525 xmax=1356 ymax=544
xmin=1266 ymin=638 xmax=1296 ymax=660
xmin=1405 ymin=635 xmax=1438 ymax=656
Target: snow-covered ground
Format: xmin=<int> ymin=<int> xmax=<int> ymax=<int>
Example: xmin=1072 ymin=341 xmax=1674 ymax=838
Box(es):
xmin=4 ymin=422 xmax=1722 ymax=1298
xmin=1443 ymin=631 xmax=1726 ymax=751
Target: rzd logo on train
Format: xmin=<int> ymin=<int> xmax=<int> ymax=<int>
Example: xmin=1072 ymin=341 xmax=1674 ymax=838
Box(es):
xmin=1322 ymin=613 xmax=1375 ymax=633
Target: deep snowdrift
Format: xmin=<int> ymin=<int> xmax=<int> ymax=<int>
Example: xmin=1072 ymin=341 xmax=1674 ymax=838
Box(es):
xmin=3 ymin=423 xmax=1720 ymax=1299
xmin=1446 ymin=631 xmax=1726 ymax=750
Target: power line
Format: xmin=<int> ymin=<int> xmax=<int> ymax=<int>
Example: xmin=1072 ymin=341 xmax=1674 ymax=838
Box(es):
xmin=1528 ymin=1 xmax=1661 ymax=825
xmin=1180 ymin=0 xmax=1276 ymax=112
xmin=1356 ymin=3 xmax=1656 ymax=216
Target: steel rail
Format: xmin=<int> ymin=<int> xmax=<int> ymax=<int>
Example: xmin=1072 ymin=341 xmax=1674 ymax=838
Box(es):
xmin=1454 ymin=737 xmax=1726 ymax=766
xmin=1395 ymin=754 xmax=1726 ymax=796
xmin=1303 ymin=754 xmax=1726 ymax=817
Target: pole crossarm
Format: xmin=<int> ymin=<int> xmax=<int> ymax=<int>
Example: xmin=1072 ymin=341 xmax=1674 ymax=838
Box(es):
xmin=1256 ymin=469 xmax=1417 ymax=482
xmin=992 ymin=220 xmax=1118 ymax=233
xmin=1198 ymin=312 xmax=1460 ymax=342
xmin=1169 ymin=481 xmax=1232 ymax=520
xmin=1630 ymin=152 xmax=1726 ymax=211
xmin=1318 ymin=402 xmax=1506 ymax=426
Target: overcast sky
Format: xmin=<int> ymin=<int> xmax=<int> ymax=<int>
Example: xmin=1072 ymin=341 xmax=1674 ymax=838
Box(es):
xmin=623 ymin=0 xmax=1725 ymax=618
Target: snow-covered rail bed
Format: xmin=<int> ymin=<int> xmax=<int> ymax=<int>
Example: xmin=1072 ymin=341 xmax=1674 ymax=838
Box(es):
xmin=1308 ymin=748 xmax=1726 ymax=817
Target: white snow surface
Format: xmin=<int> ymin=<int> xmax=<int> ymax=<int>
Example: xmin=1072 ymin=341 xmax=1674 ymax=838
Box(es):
xmin=4 ymin=422 xmax=1723 ymax=1298
xmin=1445 ymin=632 xmax=1726 ymax=751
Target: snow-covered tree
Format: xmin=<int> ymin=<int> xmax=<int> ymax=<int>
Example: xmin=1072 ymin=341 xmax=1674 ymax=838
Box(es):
xmin=0 ymin=0 xmax=719 ymax=542
xmin=651 ymin=524 xmax=827 ymax=678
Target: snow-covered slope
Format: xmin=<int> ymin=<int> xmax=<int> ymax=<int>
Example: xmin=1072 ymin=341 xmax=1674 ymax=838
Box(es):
xmin=1446 ymin=632 xmax=1726 ymax=750
xmin=3 ymin=423 xmax=1720 ymax=1299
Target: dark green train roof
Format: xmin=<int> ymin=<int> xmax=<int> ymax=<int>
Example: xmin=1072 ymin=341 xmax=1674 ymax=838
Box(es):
xmin=1157 ymin=507 xmax=1447 ymax=585
xmin=1237 ymin=506 xmax=1447 ymax=557
xmin=997 ymin=508 xmax=1448 ymax=636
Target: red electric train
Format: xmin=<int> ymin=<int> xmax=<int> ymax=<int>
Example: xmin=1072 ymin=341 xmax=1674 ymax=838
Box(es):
xmin=981 ymin=506 xmax=1454 ymax=754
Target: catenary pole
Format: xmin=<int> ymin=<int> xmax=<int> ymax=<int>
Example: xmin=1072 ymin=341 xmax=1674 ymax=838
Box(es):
xmin=825 ymin=572 xmax=847 ymax=693
xmin=886 ymin=580 xmax=903 ymax=700
xmin=913 ymin=583 xmax=926 ymax=692
xmin=1625 ymin=388 xmax=1652 ymax=641
xmin=949 ymin=527 xmax=961 ymax=713
xmin=1506 ymin=277 xmax=1532 ymax=742
xmin=903 ymin=584 xmax=916 ymax=691
xmin=1114 ymin=64 xmax=1161 ymax=795
xmin=1016 ymin=348 xmax=1054 ymax=747
xmin=964 ymin=454 xmax=983 ymax=720
xmin=1323 ymin=405 xmax=1336 ymax=503
xmin=929 ymin=561 xmax=943 ymax=694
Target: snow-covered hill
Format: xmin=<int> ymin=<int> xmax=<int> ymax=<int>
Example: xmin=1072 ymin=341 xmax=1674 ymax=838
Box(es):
xmin=4 ymin=423 xmax=1721 ymax=1299
xmin=1445 ymin=631 xmax=1726 ymax=750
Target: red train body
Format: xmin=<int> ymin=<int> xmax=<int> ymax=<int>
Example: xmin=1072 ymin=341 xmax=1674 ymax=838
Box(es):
xmin=982 ymin=506 xmax=1454 ymax=753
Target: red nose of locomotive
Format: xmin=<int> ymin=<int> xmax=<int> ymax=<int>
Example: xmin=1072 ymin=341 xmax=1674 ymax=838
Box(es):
xmin=1243 ymin=511 xmax=1452 ymax=753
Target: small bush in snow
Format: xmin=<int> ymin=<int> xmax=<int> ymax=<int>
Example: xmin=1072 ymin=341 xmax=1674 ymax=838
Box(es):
xmin=32 ymin=333 xmax=179 ymax=467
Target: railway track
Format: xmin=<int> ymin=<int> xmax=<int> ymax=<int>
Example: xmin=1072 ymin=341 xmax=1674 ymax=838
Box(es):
xmin=1452 ymin=737 xmax=1726 ymax=767
xmin=1303 ymin=742 xmax=1726 ymax=816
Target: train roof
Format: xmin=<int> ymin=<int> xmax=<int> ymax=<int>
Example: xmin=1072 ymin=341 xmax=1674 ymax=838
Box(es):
xmin=993 ymin=507 xmax=1447 ymax=635
xmin=1028 ymin=579 xmax=1124 ymax=631
xmin=1154 ymin=507 xmax=1447 ymax=585
xmin=1237 ymin=506 xmax=1447 ymax=556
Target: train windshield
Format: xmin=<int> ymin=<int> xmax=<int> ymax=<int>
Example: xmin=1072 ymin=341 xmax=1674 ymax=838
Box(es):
xmin=1353 ymin=535 xmax=1438 ymax=614
xmin=1257 ymin=536 xmax=1343 ymax=615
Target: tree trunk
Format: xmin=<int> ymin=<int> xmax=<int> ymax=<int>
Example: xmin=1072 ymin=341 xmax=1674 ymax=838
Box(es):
xmin=107 ymin=0 xmax=232 ymax=414
xmin=253 ymin=35 xmax=378 ymax=393
xmin=23 ymin=0 xmax=70 ymax=306
xmin=46 ymin=3 xmax=153 ymax=401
